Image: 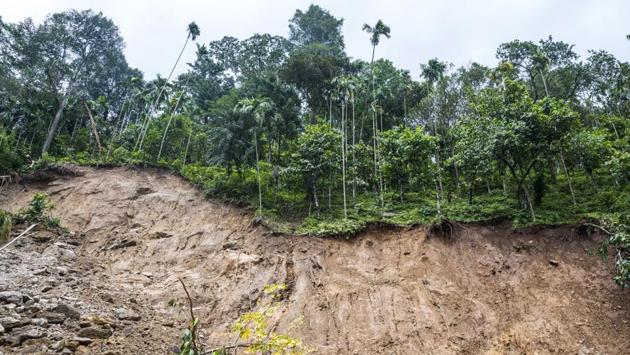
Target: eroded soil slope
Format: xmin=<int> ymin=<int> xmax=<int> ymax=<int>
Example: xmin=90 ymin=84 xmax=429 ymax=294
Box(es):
xmin=1 ymin=166 xmax=628 ymax=354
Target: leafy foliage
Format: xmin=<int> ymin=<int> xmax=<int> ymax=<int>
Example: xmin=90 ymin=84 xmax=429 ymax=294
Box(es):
xmin=3 ymin=5 xmax=630 ymax=289
xmin=231 ymin=283 xmax=311 ymax=355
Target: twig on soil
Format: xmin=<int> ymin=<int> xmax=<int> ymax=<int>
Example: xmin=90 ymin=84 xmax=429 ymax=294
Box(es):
xmin=0 ymin=223 xmax=37 ymax=252
xmin=179 ymin=277 xmax=199 ymax=355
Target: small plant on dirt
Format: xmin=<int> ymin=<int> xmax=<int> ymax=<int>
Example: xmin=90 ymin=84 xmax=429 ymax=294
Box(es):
xmin=176 ymin=281 xmax=311 ymax=355
xmin=178 ymin=278 xmax=202 ymax=355
xmin=226 ymin=283 xmax=311 ymax=355
xmin=18 ymin=192 xmax=55 ymax=224
xmin=595 ymin=217 xmax=630 ymax=288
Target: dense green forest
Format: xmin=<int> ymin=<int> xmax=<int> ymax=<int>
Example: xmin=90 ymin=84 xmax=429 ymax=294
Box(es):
xmin=0 ymin=6 xmax=628 ymax=284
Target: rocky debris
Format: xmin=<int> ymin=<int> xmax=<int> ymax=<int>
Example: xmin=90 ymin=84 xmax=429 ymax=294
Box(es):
xmin=40 ymin=311 xmax=66 ymax=324
xmin=54 ymin=303 xmax=80 ymax=320
xmin=0 ymin=291 xmax=27 ymax=305
xmin=77 ymin=326 xmax=112 ymax=339
xmin=30 ymin=318 xmax=48 ymax=327
xmin=72 ymin=336 xmax=93 ymax=345
xmin=31 ymin=233 xmax=53 ymax=243
xmin=100 ymin=293 xmax=115 ymax=304
xmin=81 ymin=313 xmax=116 ymax=327
xmin=114 ymin=308 xmax=141 ymax=321
xmin=2 ymin=326 xmax=46 ymax=346
xmin=0 ymin=316 xmax=28 ymax=331
xmin=53 ymin=338 xmax=79 ymax=351
xmin=0 ymin=219 xmax=170 ymax=354
xmin=42 ymin=243 xmax=77 ymax=261
xmin=110 ymin=239 xmax=137 ymax=250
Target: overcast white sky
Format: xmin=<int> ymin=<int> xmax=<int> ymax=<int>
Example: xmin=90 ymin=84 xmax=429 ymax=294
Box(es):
xmin=2 ymin=0 xmax=629 ymax=79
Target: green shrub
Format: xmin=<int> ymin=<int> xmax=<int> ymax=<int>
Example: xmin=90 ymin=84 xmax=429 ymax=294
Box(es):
xmin=17 ymin=193 xmax=55 ymax=224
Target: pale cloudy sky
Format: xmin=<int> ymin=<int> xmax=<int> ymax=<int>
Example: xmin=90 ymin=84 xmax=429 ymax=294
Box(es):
xmin=1 ymin=0 xmax=628 ymax=79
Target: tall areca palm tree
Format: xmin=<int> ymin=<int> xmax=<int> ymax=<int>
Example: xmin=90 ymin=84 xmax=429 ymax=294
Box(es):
xmin=137 ymin=22 xmax=200 ymax=152
xmin=332 ymin=76 xmax=353 ymax=219
xmin=157 ymin=74 xmax=191 ymax=161
xmin=362 ymin=20 xmax=390 ymax=209
xmin=234 ymin=98 xmax=274 ymax=214
xmin=420 ymin=58 xmax=446 ymax=214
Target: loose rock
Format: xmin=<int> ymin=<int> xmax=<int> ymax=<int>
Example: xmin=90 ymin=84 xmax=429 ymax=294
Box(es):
xmin=40 ymin=311 xmax=67 ymax=324
xmin=0 ymin=316 xmax=27 ymax=331
xmin=77 ymin=326 xmax=112 ymax=339
xmin=54 ymin=303 xmax=80 ymax=320
xmin=3 ymin=326 xmax=46 ymax=346
xmin=72 ymin=336 xmax=92 ymax=345
xmin=0 ymin=291 xmax=25 ymax=305
xmin=30 ymin=318 xmax=48 ymax=327
xmin=114 ymin=308 xmax=141 ymax=321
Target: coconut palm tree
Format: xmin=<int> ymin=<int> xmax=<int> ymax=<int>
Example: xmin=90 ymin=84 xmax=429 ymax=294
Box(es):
xmin=137 ymin=22 xmax=200 ymax=152
xmin=362 ymin=20 xmax=390 ymax=209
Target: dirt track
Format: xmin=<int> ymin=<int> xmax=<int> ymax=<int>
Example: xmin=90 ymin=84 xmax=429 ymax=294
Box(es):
xmin=1 ymin=166 xmax=629 ymax=354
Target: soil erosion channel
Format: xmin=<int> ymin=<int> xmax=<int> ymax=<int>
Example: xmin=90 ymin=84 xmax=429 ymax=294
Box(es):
xmin=1 ymin=167 xmax=628 ymax=354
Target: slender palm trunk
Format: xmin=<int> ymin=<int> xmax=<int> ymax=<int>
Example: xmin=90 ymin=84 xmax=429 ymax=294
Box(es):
xmin=157 ymin=76 xmax=190 ymax=161
xmin=351 ymin=93 xmax=356 ymax=205
xmin=138 ymin=33 xmax=191 ymax=152
xmin=254 ymin=131 xmax=263 ymax=213
xmin=403 ymin=94 xmax=407 ymax=127
xmin=181 ymin=129 xmax=192 ymax=170
xmin=369 ymin=43 xmax=384 ymax=208
xmin=341 ymin=100 xmax=347 ymax=220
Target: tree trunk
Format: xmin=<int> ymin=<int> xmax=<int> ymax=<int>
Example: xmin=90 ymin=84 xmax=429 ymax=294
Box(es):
xmin=84 ymin=102 xmax=103 ymax=157
xmin=559 ymin=151 xmax=576 ymax=206
xmin=138 ymin=34 xmax=191 ymax=152
xmin=70 ymin=115 xmax=80 ymax=143
xmin=158 ymin=86 xmax=187 ymax=161
xmin=399 ymin=175 xmax=404 ymax=203
xmin=254 ymin=131 xmax=263 ymax=213
xmin=341 ymin=101 xmax=347 ymax=220
xmin=181 ymin=129 xmax=192 ymax=170
xmin=523 ymin=185 xmax=536 ymax=221
xmin=42 ymin=95 xmax=68 ymax=155
xmin=351 ymin=93 xmax=356 ymax=205
xmin=539 ymin=69 xmax=550 ymax=97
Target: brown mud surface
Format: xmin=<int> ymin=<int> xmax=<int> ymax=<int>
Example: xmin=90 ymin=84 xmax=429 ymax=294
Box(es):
xmin=0 ymin=166 xmax=628 ymax=354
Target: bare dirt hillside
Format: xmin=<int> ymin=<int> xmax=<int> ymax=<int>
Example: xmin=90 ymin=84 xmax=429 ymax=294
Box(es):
xmin=1 ymin=166 xmax=628 ymax=354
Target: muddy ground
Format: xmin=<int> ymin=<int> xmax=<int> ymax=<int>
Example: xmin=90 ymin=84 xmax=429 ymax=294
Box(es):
xmin=0 ymin=166 xmax=628 ymax=354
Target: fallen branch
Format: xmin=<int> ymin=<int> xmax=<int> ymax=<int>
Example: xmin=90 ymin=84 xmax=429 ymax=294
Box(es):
xmin=581 ymin=222 xmax=613 ymax=236
xmin=0 ymin=223 xmax=37 ymax=252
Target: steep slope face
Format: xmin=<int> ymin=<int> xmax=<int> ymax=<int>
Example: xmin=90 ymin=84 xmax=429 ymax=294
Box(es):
xmin=1 ymin=166 xmax=628 ymax=354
